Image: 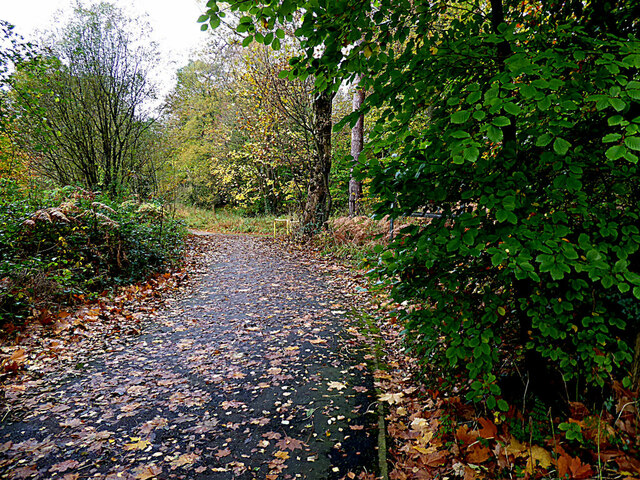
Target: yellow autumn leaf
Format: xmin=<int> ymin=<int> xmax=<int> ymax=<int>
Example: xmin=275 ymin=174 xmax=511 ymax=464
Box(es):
xmin=505 ymin=437 xmax=527 ymax=457
xmin=413 ymin=445 xmax=436 ymax=454
xmin=171 ymin=452 xmax=199 ymax=468
xmin=525 ymin=445 xmax=553 ymax=473
xmin=274 ymin=450 xmax=290 ymax=460
xmin=125 ymin=439 xmax=151 ymax=451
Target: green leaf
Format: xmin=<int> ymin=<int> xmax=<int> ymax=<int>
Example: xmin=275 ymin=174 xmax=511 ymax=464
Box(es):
xmin=200 ymin=23 xmax=209 ymax=31
xmin=487 ymin=125 xmax=503 ymax=143
xmin=242 ymin=35 xmax=254 ymax=47
xmin=520 ymin=84 xmax=538 ymax=99
xmin=451 ymin=110 xmax=471 ymax=124
xmin=537 ymin=96 xmax=551 ymax=110
xmin=197 ymin=14 xmax=210 ymax=23
xmin=503 ymin=103 xmax=521 ymax=115
xmin=536 ymin=133 xmax=553 ymax=147
xmin=472 ymin=111 xmax=486 ymax=121
xmin=463 ymin=146 xmax=479 ymax=162
xmin=276 ymin=28 xmax=285 ymax=39
xmin=496 ymin=209 xmax=508 ymax=223
xmin=606 ymin=145 xmax=626 ymax=160
xmin=608 ymin=115 xmax=624 ymax=126
xmin=623 ymin=54 xmax=640 ymax=68
xmin=450 ymin=130 xmax=471 ymax=139
xmin=602 ymin=133 xmax=622 ymax=143
xmin=624 ymin=136 xmax=640 ymax=151
xmin=553 ymin=137 xmax=571 ymax=156
xmin=466 ymin=91 xmax=482 ymax=104
xmin=492 ymin=116 xmax=510 ymax=127
xmin=498 ymin=399 xmax=509 ymax=411
xmin=609 ymin=97 xmax=627 ymax=112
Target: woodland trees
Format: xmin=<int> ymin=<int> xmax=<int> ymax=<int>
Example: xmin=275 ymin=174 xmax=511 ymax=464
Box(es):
xmin=0 ymin=6 xmax=183 ymax=327
xmin=162 ymin=38 xmax=350 ymax=222
xmin=200 ymin=0 xmax=640 ymax=406
xmin=8 ymin=3 xmax=159 ymax=196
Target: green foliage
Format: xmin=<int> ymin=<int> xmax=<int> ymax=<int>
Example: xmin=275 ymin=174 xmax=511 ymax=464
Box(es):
xmin=0 ymin=180 xmax=185 ymax=326
xmin=200 ymin=0 xmax=640 ymax=405
xmin=558 ymin=422 xmax=584 ymax=444
xmin=162 ymin=41 xmax=324 ymax=216
xmin=366 ymin=14 xmax=640 ymax=403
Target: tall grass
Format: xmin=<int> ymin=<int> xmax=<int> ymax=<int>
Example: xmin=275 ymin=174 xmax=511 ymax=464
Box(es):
xmin=174 ymin=205 xmax=278 ymax=235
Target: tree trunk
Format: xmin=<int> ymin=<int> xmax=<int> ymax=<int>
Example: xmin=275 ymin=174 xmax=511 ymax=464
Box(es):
xmin=301 ymin=89 xmax=333 ymax=234
xmin=632 ymin=332 xmax=640 ymax=391
xmin=349 ymin=84 xmax=365 ymax=217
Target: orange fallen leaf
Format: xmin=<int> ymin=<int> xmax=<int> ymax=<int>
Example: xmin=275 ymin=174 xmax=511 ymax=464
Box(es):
xmin=215 ymin=448 xmax=231 ymax=458
xmin=466 ymin=444 xmax=491 ymax=464
xmin=171 ymin=452 xmax=199 ymax=468
xmin=455 ymin=425 xmax=478 ymax=447
xmin=478 ymin=417 xmax=497 ymax=439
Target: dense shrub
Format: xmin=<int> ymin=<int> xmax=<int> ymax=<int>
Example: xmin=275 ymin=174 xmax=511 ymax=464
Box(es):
xmin=0 ymin=180 xmax=186 ymax=326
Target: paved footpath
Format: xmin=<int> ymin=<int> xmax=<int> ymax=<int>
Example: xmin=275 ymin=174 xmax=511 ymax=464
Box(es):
xmin=0 ymin=234 xmax=380 ymax=480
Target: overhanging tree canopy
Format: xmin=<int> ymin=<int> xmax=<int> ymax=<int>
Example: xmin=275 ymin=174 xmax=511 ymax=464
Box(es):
xmin=201 ymin=0 xmax=640 ymax=405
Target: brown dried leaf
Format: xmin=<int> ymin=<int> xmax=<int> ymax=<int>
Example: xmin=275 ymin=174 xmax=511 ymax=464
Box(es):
xmin=50 ymin=460 xmax=79 ymax=472
xmin=215 ymin=448 xmax=231 ymax=458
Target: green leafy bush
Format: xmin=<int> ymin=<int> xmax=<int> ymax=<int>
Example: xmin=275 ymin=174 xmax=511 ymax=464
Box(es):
xmin=367 ymin=15 xmax=640 ymax=407
xmin=200 ymin=0 xmax=639 ymax=408
xmin=0 ymin=181 xmax=186 ymax=326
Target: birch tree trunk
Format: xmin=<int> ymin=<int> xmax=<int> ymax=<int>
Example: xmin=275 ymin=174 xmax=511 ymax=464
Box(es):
xmin=348 ymin=84 xmax=365 ymax=217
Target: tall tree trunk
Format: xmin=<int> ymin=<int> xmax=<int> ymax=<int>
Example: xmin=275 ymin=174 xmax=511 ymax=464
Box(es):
xmin=632 ymin=332 xmax=640 ymax=391
xmin=349 ymin=83 xmax=365 ymax=217
xmin=301 ymin=89 xmax=333 ymax=234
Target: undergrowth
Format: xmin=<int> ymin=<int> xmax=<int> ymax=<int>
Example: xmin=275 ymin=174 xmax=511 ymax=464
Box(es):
xmin=315 ymin=215 xmax=391 ymax=266
xmin=0 ymin=180 xmax=186 ymax=332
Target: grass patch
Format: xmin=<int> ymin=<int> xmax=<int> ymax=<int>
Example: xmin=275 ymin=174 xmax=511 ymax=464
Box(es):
xmin=175 ymin=205 xmax=278 ymax=235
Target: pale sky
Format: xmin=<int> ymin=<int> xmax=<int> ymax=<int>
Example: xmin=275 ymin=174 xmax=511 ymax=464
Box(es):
xmin=0 ymin=0 xmax=212 ymax=98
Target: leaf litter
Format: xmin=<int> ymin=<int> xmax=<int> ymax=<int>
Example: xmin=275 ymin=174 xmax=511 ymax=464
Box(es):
xmin=0 ymin=233 xmax=379 ymax=479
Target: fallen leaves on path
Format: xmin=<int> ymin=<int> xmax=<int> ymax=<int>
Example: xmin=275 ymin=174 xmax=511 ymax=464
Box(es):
xmin=0 ymin=234 xmax=379 ymax=479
